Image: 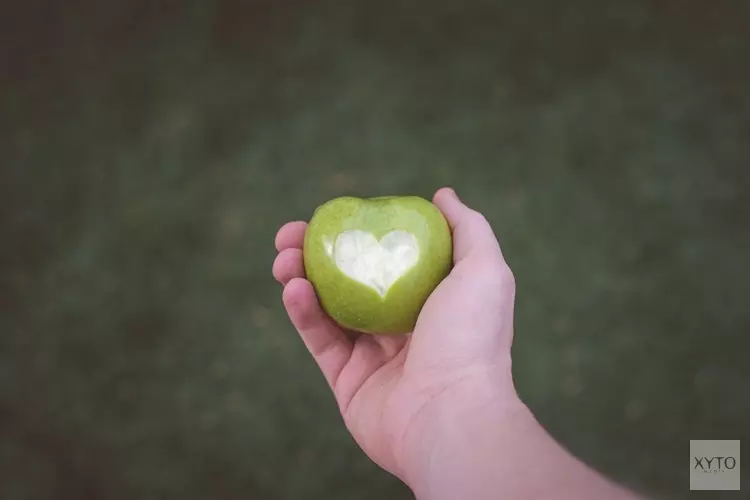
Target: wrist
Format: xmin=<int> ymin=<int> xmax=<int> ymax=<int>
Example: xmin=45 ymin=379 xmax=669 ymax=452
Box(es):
xmin=401 ymin=388 xmax=639 ymax=500
xmin=397 ymin=369 xmax=532 ymax=496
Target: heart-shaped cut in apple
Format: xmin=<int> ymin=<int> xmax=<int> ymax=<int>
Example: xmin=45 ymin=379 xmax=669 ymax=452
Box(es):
xmin=327 ymin=229 xmax=419 ymax=297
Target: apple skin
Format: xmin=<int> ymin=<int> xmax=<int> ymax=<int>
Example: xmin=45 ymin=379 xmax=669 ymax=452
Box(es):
xmin=303 ymin=195 xmax=453 ymax=335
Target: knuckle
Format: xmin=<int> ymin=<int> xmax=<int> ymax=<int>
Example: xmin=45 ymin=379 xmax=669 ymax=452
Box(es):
xmin=489 ymin=263 xmax=515 ymax=295
xmin=502 ymin=264 xmax=516 ymax=291
xmin=469 ymin=210 xmax=490 ymax=226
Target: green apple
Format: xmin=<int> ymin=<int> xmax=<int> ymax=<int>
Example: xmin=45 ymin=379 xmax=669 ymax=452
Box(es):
xmin=303 ymin=195 xmax=453 ymax=335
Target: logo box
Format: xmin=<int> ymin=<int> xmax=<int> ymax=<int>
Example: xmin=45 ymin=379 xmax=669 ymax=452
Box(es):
xmin=690 ymin=440 xmax=740 ymax=491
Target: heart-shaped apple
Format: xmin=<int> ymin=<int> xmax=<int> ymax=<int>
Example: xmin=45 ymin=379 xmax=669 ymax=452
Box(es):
xmin=303 ymin=196 xmax=453 ymax=335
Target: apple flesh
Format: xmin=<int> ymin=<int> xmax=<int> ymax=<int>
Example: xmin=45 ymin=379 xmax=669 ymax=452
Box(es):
xmin=303 ymin=196 xmax=453 ymax=335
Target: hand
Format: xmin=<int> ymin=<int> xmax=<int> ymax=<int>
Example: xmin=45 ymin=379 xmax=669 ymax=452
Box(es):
xmin=272 ymin=188 xmax=522 ymax=485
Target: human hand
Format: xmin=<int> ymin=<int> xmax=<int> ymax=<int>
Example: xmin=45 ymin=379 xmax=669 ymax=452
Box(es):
xmin=272 ymin=187 xmax=524 ymax=487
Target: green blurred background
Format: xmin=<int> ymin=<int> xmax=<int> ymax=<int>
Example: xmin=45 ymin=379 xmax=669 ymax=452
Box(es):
xmin=1 ymin=1 xmax=748 ymax=499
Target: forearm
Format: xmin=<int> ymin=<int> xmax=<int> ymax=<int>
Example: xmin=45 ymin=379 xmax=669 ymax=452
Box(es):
xmin=405 ymin=398 xmax=640 ymax=500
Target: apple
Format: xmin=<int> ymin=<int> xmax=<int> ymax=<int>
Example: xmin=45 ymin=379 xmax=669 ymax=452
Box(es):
xmin=303 ymin=195 xmax=453 ymax=335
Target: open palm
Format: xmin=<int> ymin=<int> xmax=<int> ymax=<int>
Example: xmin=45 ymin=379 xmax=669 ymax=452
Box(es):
xmin=272 ymin=188 xmax=517 ymax=482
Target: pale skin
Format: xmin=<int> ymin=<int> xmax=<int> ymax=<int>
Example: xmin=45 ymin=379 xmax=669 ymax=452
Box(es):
xmin=272 ymin=188 xmax=642 ymax=500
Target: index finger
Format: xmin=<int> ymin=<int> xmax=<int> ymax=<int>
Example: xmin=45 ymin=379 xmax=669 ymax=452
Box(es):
xmin=275 ymin=221 xmax=308 ymax=252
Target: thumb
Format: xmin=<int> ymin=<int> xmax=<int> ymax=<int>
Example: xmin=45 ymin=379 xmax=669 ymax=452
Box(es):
xmin=432 ymin=188 xmax=505 ymax=264
xmin=411 ymin=189 xmax=516 ymax=365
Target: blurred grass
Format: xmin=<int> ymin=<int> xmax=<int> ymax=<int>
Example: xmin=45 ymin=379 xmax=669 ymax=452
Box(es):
xmin=1 ymin=1 xmax=749 ymax=499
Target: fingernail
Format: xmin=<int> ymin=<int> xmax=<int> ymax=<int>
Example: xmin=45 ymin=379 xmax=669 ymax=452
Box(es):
xmin=448 ymin=188 xmax=460 ymax=200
